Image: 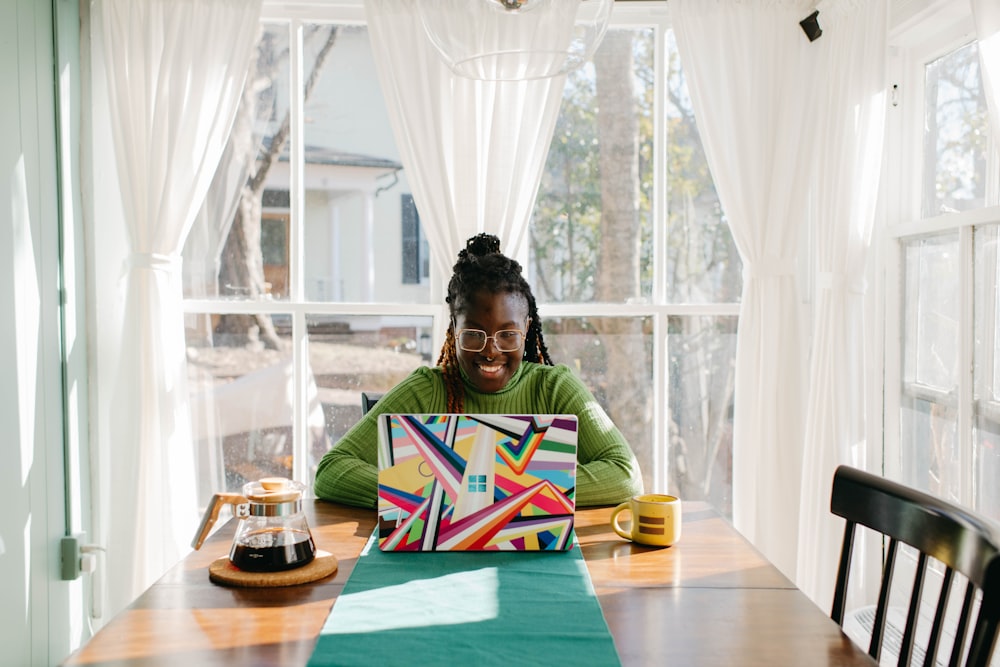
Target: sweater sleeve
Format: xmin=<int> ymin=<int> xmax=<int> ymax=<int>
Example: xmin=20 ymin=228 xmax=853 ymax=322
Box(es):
xmin=313 ymin=367 xmax=446 ymax=508
xmin=544 ymin=365 xmax=644 ymax=506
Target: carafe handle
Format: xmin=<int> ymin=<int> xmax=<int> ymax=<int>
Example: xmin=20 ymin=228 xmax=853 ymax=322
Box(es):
xmin=191 ymin=492 xmax=247 ymax=550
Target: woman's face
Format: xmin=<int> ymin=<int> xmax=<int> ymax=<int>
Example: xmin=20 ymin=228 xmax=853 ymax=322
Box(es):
xmin=454 ymin=290 xmax=530 ymax=394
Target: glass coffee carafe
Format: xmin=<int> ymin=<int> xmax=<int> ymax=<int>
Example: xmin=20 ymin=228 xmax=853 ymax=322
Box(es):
xmin=192 ymin=477 xmax=316 ymax=572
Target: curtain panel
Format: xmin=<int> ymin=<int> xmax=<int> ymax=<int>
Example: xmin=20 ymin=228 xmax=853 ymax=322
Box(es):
xmin=363 ymin=0 xmax=567 ymax=276
xmin=96 ymin=0 xmax=262 ymax=616
xmin=673 ymin=0 xmax=816 ymax=580
xmin=182 ymin=97 xmax=261 ymax=302
xmin=796 ymin=0 xmax=889 ymax=609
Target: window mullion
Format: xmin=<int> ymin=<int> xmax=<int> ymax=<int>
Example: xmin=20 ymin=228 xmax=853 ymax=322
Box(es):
xmin=652 ymin=19 xmax=668 ymax=494
xmin=290 ymin=19 xmax=309 ymax=486
xmin=652 ymin=21 xmax=667 ymax=307
xmin=882 ymin=236 xmax=903 ymax=480
xmin=289 ymin=20 xmax=305 ymax=302
xmin=653 ymin=311 xmax=667 ymax=492
xmin=958 ymin=224 xmax=975 ymax=506
xmin=986 ymin=119 xmax=1000 ymax=207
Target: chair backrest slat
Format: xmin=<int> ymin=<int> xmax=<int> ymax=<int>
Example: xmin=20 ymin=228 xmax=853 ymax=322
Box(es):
xmin=829 ymin=466 xmax=1000 ymax=667
xmin=949 ymin=582 xmax=976 ymax=667
xmin=871 ymin=537 xmax=900 ymax=661
xmin=899 ymin=552 xmax=928 ymax=666
xmin=833 ymin=521 xmax=857 ymax=624
xmin=923 ymin=566 xmax=955 ymax=667
xmin=965 ymin=613 xmax=999 ymax=667
xmin=958 ymin=582 xmax=983 ymax=667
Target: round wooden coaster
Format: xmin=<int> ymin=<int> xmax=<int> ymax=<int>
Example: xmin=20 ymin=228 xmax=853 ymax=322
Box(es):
xmin=208 ymin=550 xmax=338 ymax=588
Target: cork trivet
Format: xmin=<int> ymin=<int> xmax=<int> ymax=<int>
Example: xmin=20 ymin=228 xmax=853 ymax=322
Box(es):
xmin=208 ymin=550 xmax=338 ymax=587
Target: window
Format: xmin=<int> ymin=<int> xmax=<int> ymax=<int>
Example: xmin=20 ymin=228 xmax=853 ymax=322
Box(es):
xmin=182 ymin=3 xmax=737 ymax=514
xmin=530 ymin=25 xmax=738 ymax=513
xmin=183 ymin=14 xmax=436 ymax=501
xmin=900 ymin=233 xmax=961 ymax=500
xmin=887 ymin=4 xmax=1000 ymax=523
xmin=922 ymin=42 xmax=988 ymax=217
xmin=401 ymin=193 xmax=429 ymax=284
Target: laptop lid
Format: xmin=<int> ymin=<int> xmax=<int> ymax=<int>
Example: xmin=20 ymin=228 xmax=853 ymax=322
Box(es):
xmin=376 ymin=414 xmax=578 ymax=552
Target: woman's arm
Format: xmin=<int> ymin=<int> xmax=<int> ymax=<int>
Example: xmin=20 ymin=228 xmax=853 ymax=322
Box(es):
xmin=313 ymin=415 xmax=379 ymax=508
xmin=313 ymin=367 xmax=446 ymax=507
xmin=545 ymin=366 xmax=644 ymax=506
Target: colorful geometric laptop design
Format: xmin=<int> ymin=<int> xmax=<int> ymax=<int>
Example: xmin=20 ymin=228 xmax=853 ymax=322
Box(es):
xmin=376 ymin=414 xmax=579 ymax=552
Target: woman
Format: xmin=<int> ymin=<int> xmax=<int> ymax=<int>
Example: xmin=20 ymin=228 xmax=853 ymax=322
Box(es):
xmin=314 ymin=233 xmax=643 ymax=507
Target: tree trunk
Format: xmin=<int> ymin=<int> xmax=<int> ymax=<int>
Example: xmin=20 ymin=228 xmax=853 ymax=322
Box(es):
xmin=592 ymin=32 xmax=652 ymax=474
xmin=215 ymin=186 xmax=282 ymax=349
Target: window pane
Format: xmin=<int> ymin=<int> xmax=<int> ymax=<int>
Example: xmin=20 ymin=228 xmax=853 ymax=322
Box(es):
xmin=184 ymin=22 xmax=427 ymax=306
xmin=541 ymin=316 xmax=654 ymax=491
xmin=530 ymin=28 xmax=655 ymax=304
xmin=186 ymin=313 xmax=306 ymax=504
xmin=667 ymin=315 xmax=737 ymax=518
xmin=903 ymin=234 xmax=960 ymax=388
xmin=301 ymin=24 xmax=416 ymax=303
xmin=975 ymin=224 xmax=999 ymax=520
xmin=978 ymin=415 xmax=1000 ymax=522
xmin=663 ymin=31 xmax=741 ymax=303
xmin=186 ymin=313 xmax=432 ymax=503
xmin=900 ymin=234 xmax=960 ymax=501
xmin=183 ymin=22 xmax=291 ymax=302
xmin=900 ymin=395 xmax=960 ymax=502
xmin=529 ymin=28 xmax=738 ymax=305
xmin=307 ymin=314 xmax=433 ymax=465
xmin=922 ymin=42 xmax=988 ymax=217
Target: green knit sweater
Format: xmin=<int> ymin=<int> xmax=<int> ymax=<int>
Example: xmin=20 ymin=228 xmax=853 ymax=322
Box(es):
xmin=313 ymin=362 xmax=643 ymax=508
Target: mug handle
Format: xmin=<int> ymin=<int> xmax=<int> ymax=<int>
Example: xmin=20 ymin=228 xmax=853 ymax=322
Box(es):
xmin=610 ymin=501 xmax=632 ymax=540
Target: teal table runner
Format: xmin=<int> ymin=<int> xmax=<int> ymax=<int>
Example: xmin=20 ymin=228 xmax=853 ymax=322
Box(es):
xmin=308 ymin=534 xmax=621 ymax=666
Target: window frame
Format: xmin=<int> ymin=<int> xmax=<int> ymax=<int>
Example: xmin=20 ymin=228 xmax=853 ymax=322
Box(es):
xmin=883 ymin=0 xmax=1000 ymax=513
xmin=184 ymin=0 xmax=741 ymax=497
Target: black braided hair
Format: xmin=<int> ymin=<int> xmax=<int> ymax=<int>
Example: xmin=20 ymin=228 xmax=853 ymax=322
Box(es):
xmin=436 ymin=233 xmax=553 ymax=412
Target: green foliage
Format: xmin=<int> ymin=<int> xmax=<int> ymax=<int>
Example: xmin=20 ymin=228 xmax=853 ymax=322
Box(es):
xmin=530 ymin=28 xmax=739 ymax=305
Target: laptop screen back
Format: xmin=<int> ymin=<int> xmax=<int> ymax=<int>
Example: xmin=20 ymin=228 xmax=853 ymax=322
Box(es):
xmin=376 ymin=414 xmax=578 ymax=551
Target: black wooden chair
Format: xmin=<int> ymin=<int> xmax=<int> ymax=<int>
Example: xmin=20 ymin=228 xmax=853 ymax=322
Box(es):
xmin=830 ymin=465 xmax=1000 ymax=667
xmin=360 ymin=391 xmax=383 ymax=415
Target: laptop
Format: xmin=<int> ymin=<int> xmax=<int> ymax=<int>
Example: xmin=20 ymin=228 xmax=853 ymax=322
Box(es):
xmin=376 ymin=413 xmax=579 ymax=552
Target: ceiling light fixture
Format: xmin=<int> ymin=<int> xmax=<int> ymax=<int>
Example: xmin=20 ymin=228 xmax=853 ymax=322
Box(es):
xmin=415 ymin=0 xmax=614 ymax=81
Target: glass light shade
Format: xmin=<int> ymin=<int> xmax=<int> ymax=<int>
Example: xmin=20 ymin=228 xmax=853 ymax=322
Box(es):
xmin=415 ymin=0 xmax=614 ymax=81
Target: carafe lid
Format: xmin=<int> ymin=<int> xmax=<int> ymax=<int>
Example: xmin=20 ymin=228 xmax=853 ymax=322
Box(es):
xmin=243 ymin=477 xmax=304 ymax=503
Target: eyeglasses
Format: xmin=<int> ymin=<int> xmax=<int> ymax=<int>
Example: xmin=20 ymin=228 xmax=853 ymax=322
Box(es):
xmin=457 ymin=328 xmax=525 ymax=353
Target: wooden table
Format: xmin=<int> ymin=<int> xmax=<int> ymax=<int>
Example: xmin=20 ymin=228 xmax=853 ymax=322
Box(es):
xmin=63 ymin=501 xmax=875 ymax=666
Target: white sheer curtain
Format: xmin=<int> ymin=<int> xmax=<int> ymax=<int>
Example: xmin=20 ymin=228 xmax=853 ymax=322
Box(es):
xmin=673 ymin=0 xmax=815 ymax=580
xmin=972 ymin=0 xmax=1000 ymax=140
xmin=796 ymin=0 xmax=889 ymax=609
xmin=98 ymin=0 xmax=262 ymax=615
xmin=363 ymin=0 xmax=567 ymax=274
xmin=182 ymin=98 xmax=260 ymax=302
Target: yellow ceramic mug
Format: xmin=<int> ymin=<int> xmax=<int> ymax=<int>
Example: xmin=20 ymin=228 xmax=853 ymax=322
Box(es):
xmin=610 ymin=494 xmax=682 ymax=547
